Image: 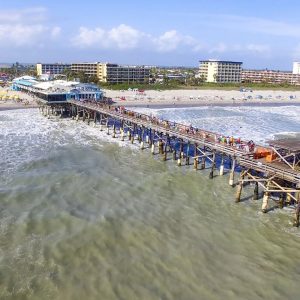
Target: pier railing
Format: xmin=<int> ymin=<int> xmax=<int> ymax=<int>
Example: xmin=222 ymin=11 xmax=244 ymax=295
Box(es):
xmin=68 ymin=100 xmax=300 ymax=183
xmin=39 ymin=99 xmax=300 ymax=226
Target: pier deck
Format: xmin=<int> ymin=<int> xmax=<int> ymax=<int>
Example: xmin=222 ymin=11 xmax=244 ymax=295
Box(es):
xmin=39 ymin=100 xmax=300 ymax=226
xmin=70 ymin=100 xmax=300 ymax=183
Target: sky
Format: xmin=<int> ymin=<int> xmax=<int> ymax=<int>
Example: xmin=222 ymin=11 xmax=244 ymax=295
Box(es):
xmin=1 ymin=0 xmax=300 ymax=70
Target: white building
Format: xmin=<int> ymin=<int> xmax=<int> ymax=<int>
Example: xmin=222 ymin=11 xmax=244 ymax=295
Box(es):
xmin=199 ymin=60 xmax=242 ymax=83
xmin=293 ymin=62 xmax=300 ymax=74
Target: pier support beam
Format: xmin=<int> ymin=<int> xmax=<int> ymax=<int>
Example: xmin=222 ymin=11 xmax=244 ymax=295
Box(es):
xmin=159 ymin=140 xmax=164 ymax=155
xmin=151 ymin=143 xmax=155 ymax=154
xmin=278 ymin=193 xmax=284 ymax=209
xmin=235 ymin=172 xmax=245 ymax=203
xmin=193 ymin=143 xmax=198 ymax=170
xmin=253 ymin=182 xmax=259 ymax=200
xmin=201 ymin=157 xmax=206 ymax=170
xmin=186 ymin=142 xmax=190 ymax=165
xmin=219 ymin=154 xmax=224 ymax=176
xmin=262 ymin=182 xmax=270 ymax=213
xmin=294 ymin=202 xmax=300 ymax=227
xmin=112 ymin=125 xmax=116 ymax=138
xmin=180 ymin=140 xmax=184 ymax=162
xmin=177 ymin=141 xmax=182 ymax=166
xmin=177 ymin=157 xmax=182 ymax=166
xmin=194 ymin=157 xmax=198 ymax=170
xmin=163 ymin=150 xmax=167 ymax=161
xmin=209 ymin=151 xmax=216 ymax=179
xmin=173 ymin=149 xmax=177 ymax=161
xmin=294 ymin=184 xmax=300 ymax=227
xmin=229 ymin=157 xmax=236 ymax=186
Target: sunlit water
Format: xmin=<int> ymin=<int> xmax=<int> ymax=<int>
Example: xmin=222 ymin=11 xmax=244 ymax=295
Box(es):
xmin=0 ymin=107 xmax=300 ymax=300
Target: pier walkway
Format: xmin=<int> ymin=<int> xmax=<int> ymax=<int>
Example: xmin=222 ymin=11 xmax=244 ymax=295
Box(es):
xmin=39 ymin=100 xmax=300 ymax=226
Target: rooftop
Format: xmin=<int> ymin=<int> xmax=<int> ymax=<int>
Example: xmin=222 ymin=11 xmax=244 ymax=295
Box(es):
xmin=199 ymin=60 xmax=243 ymax=64
xmin=13 ymin=78 xmax=102 ymax=95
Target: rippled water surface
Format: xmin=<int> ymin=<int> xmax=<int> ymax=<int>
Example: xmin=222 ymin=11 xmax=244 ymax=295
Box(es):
xmin=0 ymin=107 xmax=300 ymax=300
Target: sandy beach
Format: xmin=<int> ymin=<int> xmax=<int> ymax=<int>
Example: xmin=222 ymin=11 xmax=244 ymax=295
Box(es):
xmin=0 ymin=86 xmax=39 ymax=110
xmin=105 ymin=88 xmax=300 ymax=107
xmin=1 ymin=87 xmax=300 ymax=111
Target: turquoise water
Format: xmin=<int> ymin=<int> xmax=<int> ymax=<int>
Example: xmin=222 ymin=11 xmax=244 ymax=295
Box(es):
xmin=0 ymin=108 xmax=300 ymax=300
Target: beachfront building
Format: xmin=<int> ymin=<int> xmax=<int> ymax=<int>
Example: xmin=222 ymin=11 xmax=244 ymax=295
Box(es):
xmin=241 ymin=69 xmax=300 ymax=85
xmin=11 ymin=77 xmax=103 ymax=103
xmin=71 ymin=62 xmax=99 ymax=77
xmin=36 ymin=63 xmax=71 ymax=76
xmin=198 ymin=60 xmax=242 ymax=83
xmin=293 ymin=62 xmax=300 ymax=75
xmin=71 ymin=62 xmax=151 ymax=84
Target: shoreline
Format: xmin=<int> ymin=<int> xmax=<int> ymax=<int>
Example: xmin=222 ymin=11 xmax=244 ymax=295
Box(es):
xmin=117 ymin=100 xmax=300 ymax=109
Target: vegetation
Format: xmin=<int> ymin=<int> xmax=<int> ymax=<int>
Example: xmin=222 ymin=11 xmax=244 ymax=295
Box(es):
xmin=61 ymin=69 xmax=99 ymax=84
xmin=0 ymin=62 xmax=37 ymax=78
xmin=99 ymin=81 xmax=300 ymax=91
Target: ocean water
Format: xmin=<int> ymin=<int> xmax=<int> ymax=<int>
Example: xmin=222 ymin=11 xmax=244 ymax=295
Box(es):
xmin=134 ymin=105 xmax=300 ymax=144
xmin=0 ymin=107 xmax=300 ymax=300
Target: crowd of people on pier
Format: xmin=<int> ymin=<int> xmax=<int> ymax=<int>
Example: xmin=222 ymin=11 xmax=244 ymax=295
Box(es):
xmin=81 ymin=100 xmax=256 ymax=153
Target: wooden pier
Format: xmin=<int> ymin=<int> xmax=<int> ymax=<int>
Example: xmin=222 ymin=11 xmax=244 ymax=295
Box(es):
xmin=39 ymin=100 xmax=300 ymax=226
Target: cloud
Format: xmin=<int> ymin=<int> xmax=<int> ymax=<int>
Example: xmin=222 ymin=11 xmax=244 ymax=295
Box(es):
xmin=152 ymin=30 xmax=196 ymax=52
xmin=153 ymin=30 xmax=182 ymax=52
xmin=72 ymin=24 xmax=143 ymax=49
xmin=0 ymin=7 xmax=61 ymax=46
xmin=51 ymin=26 xmax=61 ymax=38
xmin=72 ymin=26 xmax=199 ymax=52
xmin=108 ymin=24 xmax=142 ymax=49
xmin=0 ymin=24 xmax=46 ymax=46
xmin=73 ymin=27 xmax=105 ymax=47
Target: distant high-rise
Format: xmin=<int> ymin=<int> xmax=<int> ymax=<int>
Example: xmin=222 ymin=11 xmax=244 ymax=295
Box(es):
xmin=293 ymin=62 xmax=300 ymax=74
xmin=198 ymin=59 xmax=242 ymax=83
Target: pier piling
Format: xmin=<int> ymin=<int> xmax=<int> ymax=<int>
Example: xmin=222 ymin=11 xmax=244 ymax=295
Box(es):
xmin=39 ymin=101 xmax=300 ymax=227
xmin=253 ymin=182 xmax=259 ymax=200
xmin=229 ymin=157 xmax=236 ymax=186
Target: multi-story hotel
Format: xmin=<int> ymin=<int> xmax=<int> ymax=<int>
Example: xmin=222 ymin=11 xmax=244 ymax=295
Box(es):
xmin=71 ymin=62 xmax=99 ymax=77
xmin=71 ymin=62 xmax=150 ymax=84
xmin=198 ymin=60 xmax=242 ymax=83
xmin=103 ymin=63 xmax=150 ymax=84
xmin=36 ymin=63 xmax=71 ymax=76
xmin=37 ymin=62 xmax=151 ymax=84
xmin=241 ymin=69 xmax=300 ymax=85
